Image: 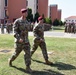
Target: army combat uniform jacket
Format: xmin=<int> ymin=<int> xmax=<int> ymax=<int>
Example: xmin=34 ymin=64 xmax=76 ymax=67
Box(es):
xmin=14 ymin=17 xmax=30 ymax=44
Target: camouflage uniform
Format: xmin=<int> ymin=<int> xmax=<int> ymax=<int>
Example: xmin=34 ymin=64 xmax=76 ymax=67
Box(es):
xmin=1 ymin=23 xmax=4 ymax=34
xmin=73 ymin=24 xmax=76 ymax=34
xmin=9 ymin=17 xmax=31 ymax=67
xmin=31 ymin=23 xmax=48 ymax=61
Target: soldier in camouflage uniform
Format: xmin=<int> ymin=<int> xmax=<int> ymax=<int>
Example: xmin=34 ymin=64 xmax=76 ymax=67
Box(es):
xmin=8 ymin=8 xmax=32 ymax=73
xmin=31 ymin=16 xmax=53 ymax=65
xmin=1 ymin=23 xmax=4 ymax=34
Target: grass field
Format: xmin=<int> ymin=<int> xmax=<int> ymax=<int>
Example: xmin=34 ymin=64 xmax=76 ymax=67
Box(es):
xmin=50 ymin=26 xmax=65 ymax=32
xmin=0 ymin=34 xmax=76 ymax=75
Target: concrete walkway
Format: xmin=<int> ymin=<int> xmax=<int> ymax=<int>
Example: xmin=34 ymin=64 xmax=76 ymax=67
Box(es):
xmin=0 ymin=28 xmax=76 ymax=38
xmin=29 ymin=31 xmax=76 ymax=38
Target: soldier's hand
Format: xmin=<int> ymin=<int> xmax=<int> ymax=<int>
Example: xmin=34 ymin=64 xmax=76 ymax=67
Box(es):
xmin=40 ymin=39 xmax=44 ymax=42
xmin=19 ymin=38 xmax=23 ymax=43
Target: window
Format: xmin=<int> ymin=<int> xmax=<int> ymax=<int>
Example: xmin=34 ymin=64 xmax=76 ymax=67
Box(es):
xmin=26 ymin=0 xmax=28 ymax=6
xmin=5 ymin=0 xmax=8 ymax=6
xmin=37 ymin=5 xmax=38 ymax=9
xmin=37 ymin=0 xmax=38 ymax=4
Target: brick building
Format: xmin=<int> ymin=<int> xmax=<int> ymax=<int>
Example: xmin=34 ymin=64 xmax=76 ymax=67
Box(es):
xmin=49 ymin=4 xmax=62 ymax=22
xmin=0 ymin=0 xmax=61 ymax=23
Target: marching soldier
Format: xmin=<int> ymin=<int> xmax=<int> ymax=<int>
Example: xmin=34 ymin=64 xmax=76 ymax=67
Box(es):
xmin=31 ymin=16 xmax=53 ymax=65
xmin=8 ymin=8 xmax=32 ymax=73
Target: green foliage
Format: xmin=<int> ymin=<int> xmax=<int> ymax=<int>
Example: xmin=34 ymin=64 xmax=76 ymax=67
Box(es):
xmin=45 ymin=18 xmax=52 ymax=24
xmin=34 ymin=12 xmax=40 ymax=23
xmin=59 ymin=20 xmax=64 ymax=26
xmin=53 ymin=19 xmax=60 ymax=26
xmin=27 ymin=8 xmax=33 ymax=22
xmin=0 ymin=34 xmax=14 ymax=49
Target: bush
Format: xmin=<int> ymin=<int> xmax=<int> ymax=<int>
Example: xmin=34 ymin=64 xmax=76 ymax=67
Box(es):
xmin=45 ymin=18 xmax=52 ymax=24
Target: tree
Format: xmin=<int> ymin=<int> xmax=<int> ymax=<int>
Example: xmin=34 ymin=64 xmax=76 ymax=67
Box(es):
xmin=53 ymin=19 xmax=59 ymax=26
xmin=34 ymin=12 xmax=40 ymax=23
xmin=59 ymin=20 xmax=64 ymax=26
xmin=27 ymin=8 xmax=33 ymax=22
xmin=45 ymin=18 xmax=52 ymax=24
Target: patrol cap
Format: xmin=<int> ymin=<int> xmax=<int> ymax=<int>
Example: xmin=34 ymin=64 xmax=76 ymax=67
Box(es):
xmin=21 ymin=8 xmax=27 ymax=13
xmin=38 ymin=16 xmax=43 ymax=21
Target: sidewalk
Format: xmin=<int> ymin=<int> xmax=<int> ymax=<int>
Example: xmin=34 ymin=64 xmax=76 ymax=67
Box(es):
xmin=29 ymin=31 xmax=76 ymax=38
xmin=0 ymin=28 xmax=76 ymax=38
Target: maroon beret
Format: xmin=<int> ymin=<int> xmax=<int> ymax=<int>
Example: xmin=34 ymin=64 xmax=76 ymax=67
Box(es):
xmin=38 ymin=16 xmax=43 ymax=21
xmin=21 ymin=8 xmax=27 ymax=13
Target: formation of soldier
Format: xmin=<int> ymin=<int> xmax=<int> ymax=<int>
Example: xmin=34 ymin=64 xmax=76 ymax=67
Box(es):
xmin=6 ymin=21 xmax=13 ymax=33
xmin=0 ymin=23 xmax=4 ymax=34
xmin=65 ymin=22 xmax=76 ymax=34
xmin=0 ymin=22 xmax=13 ymax=34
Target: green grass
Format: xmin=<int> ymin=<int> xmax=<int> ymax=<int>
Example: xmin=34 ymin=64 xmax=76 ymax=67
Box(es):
xmin=0 ymin=34 xmax=14 ymax=49
xmin=50 ymin=26 xmax=65 ymax=32
xmin=0 ymin=34 xmax=76 ymax=75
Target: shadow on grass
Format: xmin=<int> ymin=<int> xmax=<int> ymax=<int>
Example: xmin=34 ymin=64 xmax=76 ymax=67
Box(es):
xmin=11 ymin=66 xmax=64 ymax=75
xmin=32 ymin=59 xmax=76 ymax=70
xmin=12 ymin=66 xmax=30 ymax=74
xmin=53 ymin=62 xmax=76 ymax=70
xmin=31 ymin=70 xmax=64 ymax=75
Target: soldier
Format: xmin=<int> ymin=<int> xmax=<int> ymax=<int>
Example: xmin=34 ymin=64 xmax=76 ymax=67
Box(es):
xmin=1 ymin=23 xmax=4 ymax=34
xmin=31 ymin=16 xmax=53 ymax=65
xmin=73 ymin=24 xmax=76 ymax=34
xmin=8 ymin=8 xmax=32 ymax=73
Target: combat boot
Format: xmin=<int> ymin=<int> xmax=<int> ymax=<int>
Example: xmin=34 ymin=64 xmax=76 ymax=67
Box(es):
xmin=45 ymin=60 xmax=53 ymax=65
xmin=26 ymin=66 xmax=32 ymax=73
xmin=8 ymin=58 xmax=12 ymax=67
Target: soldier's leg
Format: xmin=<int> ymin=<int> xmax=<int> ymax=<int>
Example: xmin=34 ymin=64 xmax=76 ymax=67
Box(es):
xmin=23 ymin=44 xmax=32 ymax=73
xmin=31 ymin=42 xmax=38 ymax=56
xmin=8 ymin=43 xmax=22 ymax=66
xmin=39 ymin=42 xmax=48 ymax=60
xmin=39 ymin=42 xmax=53 ymax=65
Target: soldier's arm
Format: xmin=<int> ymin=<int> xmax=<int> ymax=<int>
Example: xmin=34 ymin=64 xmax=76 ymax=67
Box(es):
xmin=13 ymin=19 xmax=20 ymax=40
xmin=25 ymin=20 xmax=32 ymax=31
xmin=33 ymin=25 xmax=41 ymax=40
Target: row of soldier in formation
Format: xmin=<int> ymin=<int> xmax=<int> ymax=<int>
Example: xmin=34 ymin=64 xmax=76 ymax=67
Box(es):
xmin=0 ymin=22 xmax=13 ymax=34
xmin=65 ymin=22 xmax=76 ymax=34
xmin=0 ymin=22 xmax=51 ymax=34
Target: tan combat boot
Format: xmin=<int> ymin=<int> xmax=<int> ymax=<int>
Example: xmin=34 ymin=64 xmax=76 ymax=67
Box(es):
xmin=26 ymin=66 xmax=32 ymax=73
xmin=8 ymin=58 xmax=12 ymax=67
xmin=45 ymin=60 xmax=53 ymax=65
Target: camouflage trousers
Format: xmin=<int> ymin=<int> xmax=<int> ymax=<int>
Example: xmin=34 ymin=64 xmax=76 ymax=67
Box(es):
xmin=31 ymin=38 xmax=48 ymax=60
xmin=10 ymin=42 xmax=31 ymax=66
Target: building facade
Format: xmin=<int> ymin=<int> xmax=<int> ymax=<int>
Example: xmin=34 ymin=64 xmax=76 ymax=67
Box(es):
xmin=65 ymin=16 xmax=76 ymax=24
xmin=27 ymin=0 xmax=37 ymax=17
xmin=27 ymin=0 xmax=48 ymax=18
xmin=0 ymin=0 xmax=61 ymax=23
xmin=49 ymin=4 xmax=62 ymax=22
xmin=50 ymin=5 xmax=58 ymax=22
xmin=38 ymin=0 xmax=48 ymax=17
xmin=57 ymin=9 xmax=61 ymax=20
xmin=1 ymin=0 xmax=48 ymax=22
xmin=0 ymin=0 xmax=5 ymax=23
xmin=8 ymin=0 xmax=27 ymax=22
